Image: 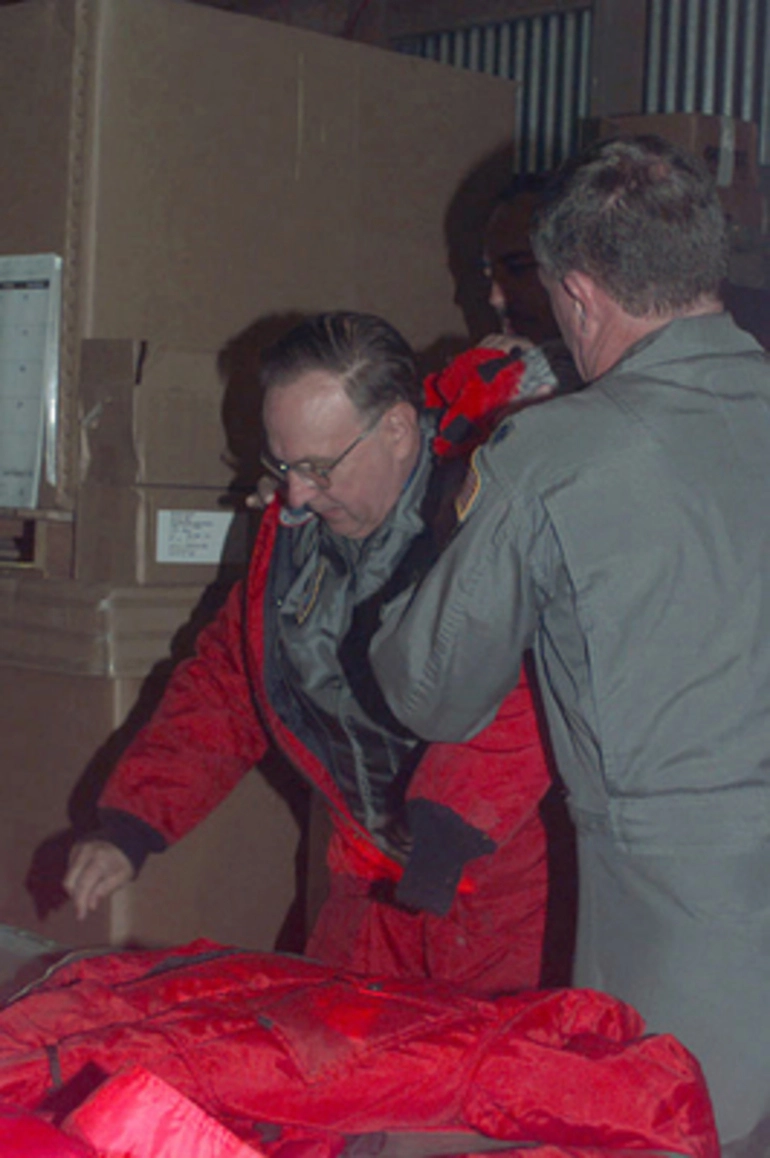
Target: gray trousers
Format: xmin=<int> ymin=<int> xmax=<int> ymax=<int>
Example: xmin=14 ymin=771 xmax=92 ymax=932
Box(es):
xmin=572 ymin=828 xmax=770 ymax=1148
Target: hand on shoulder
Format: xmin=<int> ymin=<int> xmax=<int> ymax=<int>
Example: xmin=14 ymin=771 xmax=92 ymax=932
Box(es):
xmin=476 ymin=332 xmax=534 ymax=355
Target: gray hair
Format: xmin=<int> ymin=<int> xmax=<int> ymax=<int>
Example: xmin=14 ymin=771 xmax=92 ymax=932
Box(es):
xmin=531 ymin=134 xmax=728 ymax=317
xmin=258 ymin=312 xmax=422 ymax=418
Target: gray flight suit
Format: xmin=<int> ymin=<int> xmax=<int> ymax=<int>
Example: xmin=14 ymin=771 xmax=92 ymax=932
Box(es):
xmin=372 ymin=312 xmax=770 ymax=1151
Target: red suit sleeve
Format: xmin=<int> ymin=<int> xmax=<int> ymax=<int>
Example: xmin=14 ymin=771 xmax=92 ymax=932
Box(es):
xmin=406 ymin=665 xmax=548 ymax=844
xmin=390 ymin=352 xmax=553 ymax=915
xmin=416 ymin=348 xmax=550 ymax=846
xmin=98 ymin=530 xmax=271 ymax=850
xmin=393 ymin=670 xmax=550 ymax=917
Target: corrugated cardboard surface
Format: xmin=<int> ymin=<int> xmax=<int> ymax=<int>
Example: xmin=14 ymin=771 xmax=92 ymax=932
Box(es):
xmin=0 ymin=576 xmax=219 ymax=676
xmin=75 ymin=482 xmax=252 ymax=586
xmin=83 ymin=0 xmax=514 ymax=349
xmin=0 ymin=0 xmax=515 ymax=354
xmin=79 ymin=340 xmax=233 ymax=489
xmin=77 ymin=338 xmax=255 ymax=585
xmin=0 ymin=664 xmax=301 ymax=952
xmin=0 ymin=0 xmax=74 ymax=257
xmin=0 ymin=581 xmax=301 ymax=951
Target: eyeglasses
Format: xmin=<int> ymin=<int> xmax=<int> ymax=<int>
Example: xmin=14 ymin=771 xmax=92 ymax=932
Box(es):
xmin=260 ymin=416 xmax=380 ymax=491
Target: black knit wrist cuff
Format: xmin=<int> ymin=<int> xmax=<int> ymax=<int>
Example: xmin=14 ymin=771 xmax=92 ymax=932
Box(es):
xmin=93 ymin=808 xmax=168 ymax=876
xmin=395 ymin=799 xmax=495 ymax=917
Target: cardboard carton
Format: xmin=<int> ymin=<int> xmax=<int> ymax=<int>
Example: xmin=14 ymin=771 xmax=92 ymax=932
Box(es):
xmin=0 ymin=0 xmax=516 ymax=421
xmin=79 ymin=340 xmax=234 ymax=490
xmin=75 ymin=482 xmax=252 ymax=586
xmin=0 ymin=577 xmax=301 ymax=951
xmin=76 ymin=338 xmax=258 ymax=585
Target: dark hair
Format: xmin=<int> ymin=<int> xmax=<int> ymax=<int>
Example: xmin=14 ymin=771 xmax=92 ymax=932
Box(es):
xmin=258 ymin=312 xmax=422 ymax=417
xmin=530 ymin=134 xmax=728 ymax=316
xmin=496 ymin=171 xmax=551 ymax=206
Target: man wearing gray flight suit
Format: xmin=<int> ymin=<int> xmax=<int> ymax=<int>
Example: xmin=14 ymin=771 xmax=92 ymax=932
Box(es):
xmin=371 ymin=133 xmax=770 ymax=1154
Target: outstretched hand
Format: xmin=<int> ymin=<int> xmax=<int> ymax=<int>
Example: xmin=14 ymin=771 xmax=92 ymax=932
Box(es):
xmin=63 ymin=840 xmax=133 ymax=920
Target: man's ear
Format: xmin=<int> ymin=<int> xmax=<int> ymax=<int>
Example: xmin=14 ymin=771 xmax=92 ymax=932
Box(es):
xmin=383 ymin=401 xmax=420 ymax=454
xmin=562 ymin=269 xmax=599 ymax=330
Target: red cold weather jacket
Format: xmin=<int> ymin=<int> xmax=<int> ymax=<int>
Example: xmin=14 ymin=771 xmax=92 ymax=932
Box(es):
xmin=98 ymin=344 xmax=559 ymax=992
xmin=100 ymin=498 xmax=551 ymax=992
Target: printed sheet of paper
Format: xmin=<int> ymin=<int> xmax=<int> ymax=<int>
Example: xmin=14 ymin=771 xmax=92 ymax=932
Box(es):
xmin=0 ymin=254 xmax=62 ymax=508
xmin=156 ymin=509 xmax=235 ymax=565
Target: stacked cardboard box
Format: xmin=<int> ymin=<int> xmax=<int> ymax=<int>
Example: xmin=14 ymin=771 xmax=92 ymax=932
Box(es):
xmin=0 ymin=0 xmax=517 ymax=950
xmin=76 ymin=340 xmax=251 ymax=587
xmin=0 ymin=577 xmax=302 ymax=951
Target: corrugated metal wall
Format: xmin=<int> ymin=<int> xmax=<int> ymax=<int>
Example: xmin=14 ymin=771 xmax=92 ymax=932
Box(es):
xmin=393 ymin=9 xmax=593 ymax=174
xmin=396 ymin=1 xmax=770 ymax=171
xmin=645 ymin=0 xmax=770 ymax=165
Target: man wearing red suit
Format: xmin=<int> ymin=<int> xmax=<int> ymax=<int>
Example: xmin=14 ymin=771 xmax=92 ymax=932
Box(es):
xmin=65 ymin=311 xmax=566 ymax=994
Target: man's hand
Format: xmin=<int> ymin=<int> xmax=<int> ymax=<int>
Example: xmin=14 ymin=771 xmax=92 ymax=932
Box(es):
xmin=477 ymin=332 xmax=534 ymax=354
xmin=63 ymin=840 xmax=133 ymax=920
xmin=245 ymin=475 xmax=279 ymax=511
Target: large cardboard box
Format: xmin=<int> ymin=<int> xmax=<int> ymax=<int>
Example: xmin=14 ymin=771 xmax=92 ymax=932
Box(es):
xmin=79 ymin=340 xmax=233 ymax=491
xmin=597 ymin=113 xmax=763 ymax=229
xmin=75 ymin=482 xmax=252 ymax=586
xmin=0 ymin=577 xmax=302 ymax=951
xmin=0 ymin=0 xmax=517 ymax=509
xmin=75 ymin=338 xmax=254 ymax=585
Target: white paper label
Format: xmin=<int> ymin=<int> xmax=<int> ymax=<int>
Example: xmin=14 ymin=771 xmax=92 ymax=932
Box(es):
xmin=155 ymin=509 xmax=234 ymax=565
xmin=0 ymin=253 xmax=62 ymax=507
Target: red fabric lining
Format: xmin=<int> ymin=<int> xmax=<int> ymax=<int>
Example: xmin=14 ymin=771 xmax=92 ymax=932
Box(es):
xmin=0 ymin=1102 xmax=95 ymax=1156
xmin=65 ymin=1065 xmax=262 ymax=1157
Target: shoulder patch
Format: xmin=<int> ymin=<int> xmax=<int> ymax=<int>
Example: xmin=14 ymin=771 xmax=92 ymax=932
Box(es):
xmin=490 ymin=413 xmax=517 ymax=445
xmin=455 ymin=454 xmax=482 ymax=523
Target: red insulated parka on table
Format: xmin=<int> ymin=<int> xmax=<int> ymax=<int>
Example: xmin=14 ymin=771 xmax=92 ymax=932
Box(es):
xmin=0 ymin=941 xmax=719 ymax=1158
xmin=97 ymin=346 xmax=555 ymax=993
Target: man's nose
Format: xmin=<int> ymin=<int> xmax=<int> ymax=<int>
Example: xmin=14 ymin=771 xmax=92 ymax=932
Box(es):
xmin=286 ymin=470 xmax=319 ymax=509
xmin=489 ymin=278 xmax=505 ymax=312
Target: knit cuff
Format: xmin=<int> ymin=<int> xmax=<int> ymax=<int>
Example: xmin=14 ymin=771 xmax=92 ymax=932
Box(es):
xmin=395 ymin=799 xmax=495 ymax=917
xmin=92 ymin=808 xmax=168 ymax=876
